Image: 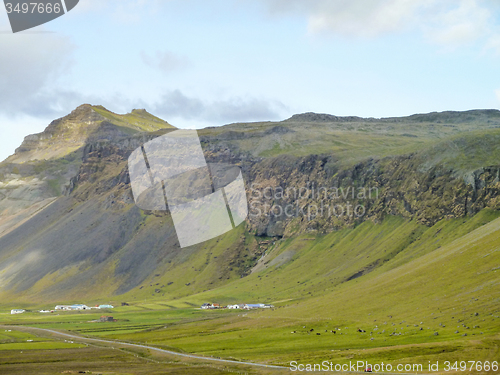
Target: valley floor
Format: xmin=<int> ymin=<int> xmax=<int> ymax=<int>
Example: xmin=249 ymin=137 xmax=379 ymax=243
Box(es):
xmin=0 ymin=304 xmax=499 ymax=374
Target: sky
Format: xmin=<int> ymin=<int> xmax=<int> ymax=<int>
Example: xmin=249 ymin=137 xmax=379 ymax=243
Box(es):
xmin=1 ymin=0 xmax=500 ymax=161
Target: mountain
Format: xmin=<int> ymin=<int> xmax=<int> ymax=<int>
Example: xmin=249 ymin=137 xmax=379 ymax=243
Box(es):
xmin=0 ymin=107 xmax=499 ymax=309
xmin=0 ymin=104 xmax=174 ymax=238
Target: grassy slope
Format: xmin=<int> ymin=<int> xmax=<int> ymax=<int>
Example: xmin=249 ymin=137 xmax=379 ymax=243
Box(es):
xmin=150 ymin=209 xmax=500 ymax=306
xmin=414 ymin=128 xmax=500 ymax=174
xmin=107 ymin=210 xmax=500 ymax=367
xmin=94 ymin=211 xmax=500 ymax=368
xmin=199 ymin=110 xmax=500 ymax=164
xmin=2 ymin=209 xmax=499 ymax=371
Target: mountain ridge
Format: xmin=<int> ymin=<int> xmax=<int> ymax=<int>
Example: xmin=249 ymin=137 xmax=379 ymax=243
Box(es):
xmin=285 ymin=109 xmax=500 ymax=124
xmin=0 ymin=105 xmax=499 ymax=304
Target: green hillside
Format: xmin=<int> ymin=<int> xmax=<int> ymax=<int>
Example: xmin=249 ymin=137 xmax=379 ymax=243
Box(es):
xmin=0 ymin=107 xmax=499 ymax=373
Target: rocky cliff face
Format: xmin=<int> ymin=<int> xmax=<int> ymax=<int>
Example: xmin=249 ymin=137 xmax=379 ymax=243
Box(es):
xmin=64 ymin=117 xmax=500 ymax=241
xmin=245 ymin=154 xmax=500 ymax=237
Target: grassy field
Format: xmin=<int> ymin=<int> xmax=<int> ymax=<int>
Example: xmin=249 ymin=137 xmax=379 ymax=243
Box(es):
xmin=0 ymin=340 xmax=240 ymax=374
xmin=0 ymin=319 xmax=286 ymax=374
xmin=1 ymin=306 xmax=498 ymax=373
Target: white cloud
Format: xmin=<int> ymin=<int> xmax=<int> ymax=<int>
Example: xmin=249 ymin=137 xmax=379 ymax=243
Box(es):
xmin=153 ymin=90 xmax=288 ymax=124
xmin=0 ymin=33 xmax=76 ymax=117
xmin=258 ymin=0 xmax=427 ymax=37
xmin=306 ymin=0 xmax=421 ymax=37
xmin=141 ymin=50 xmax=190 ymax=73
xmin=424 ymin=0 xmax=493 ymax=48
xmin=258 ymin=0 xmax=500 ymax=50
xmin=0 ymin=30 xmax=145 ymax=119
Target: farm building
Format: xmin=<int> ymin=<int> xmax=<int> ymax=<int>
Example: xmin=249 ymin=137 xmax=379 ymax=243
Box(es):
xmin=55 ymin=304 xmax=89 ymax=311
xmin=71 ymin=304 xmax=90 ymax=310
xmin=11 ymin=309 xmax=25 ymax=314
xmin=202 ymin=303 xmax=273 ymax=310
xmin=242 ymin=304 xmax=274 ymax=310
xmin=55 ymin=305 xmax=72 ymax=310
xmin=244 ymin=304 xmax=268 ymax=309
xmin=200 ymin=303 xmax=222 ymax=309
xmin=98 ymin=304 xmax=114 ymax=309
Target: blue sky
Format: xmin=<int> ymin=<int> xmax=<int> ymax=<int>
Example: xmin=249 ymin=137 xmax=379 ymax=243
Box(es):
xmin=1 ymin=0 xmax=500 ymax=160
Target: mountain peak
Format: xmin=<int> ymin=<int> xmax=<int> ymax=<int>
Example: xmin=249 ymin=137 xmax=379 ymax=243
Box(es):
xmin=74 ymin=103 xmax=94 ymax=111
xmin=92 ymin=106 xmax=175 ymax=131
xmin=6 ymin=104 xmax=174 ymax=164
xmin=51 ymin=104 xmax=105 ymax=126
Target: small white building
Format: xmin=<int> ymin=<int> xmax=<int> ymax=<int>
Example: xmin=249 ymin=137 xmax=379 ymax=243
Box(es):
xmin=241 ymin=304 xmax=273 ymax=310
xmin=227 ymin=305 xmax=240 ymax=309
xmin=11 ymin=309 xmax=25 ymax=314
xmin=55 ymin=304 xmax=91 ymax=311
xmin=55 ymin=305 xmax=72 ymax=310
xmin=98 ymin=304 xmax=114 ymax=309
xmin=71 ymin=304 xmax=90 ymax=310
